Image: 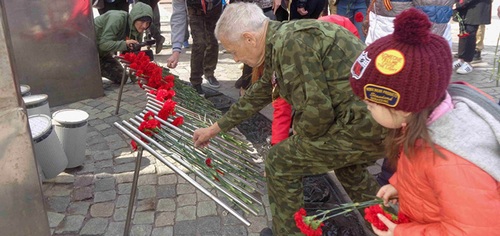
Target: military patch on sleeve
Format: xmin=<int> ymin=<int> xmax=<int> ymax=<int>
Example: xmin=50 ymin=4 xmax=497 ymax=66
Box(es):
xmin=375 ymin=49 xmax=405 ymax=75
xmin=351 ymin=51 xmax=371 ymax=80
xmin=364 ymin=84 xmax=400 ymax=107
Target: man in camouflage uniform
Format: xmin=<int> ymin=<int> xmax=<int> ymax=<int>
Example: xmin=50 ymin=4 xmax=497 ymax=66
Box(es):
xmin=193 ymin=3 xmax=385 ymax=235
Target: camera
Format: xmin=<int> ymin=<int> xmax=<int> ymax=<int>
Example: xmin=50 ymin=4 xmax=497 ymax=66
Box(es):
xmin=129 ymin=39 xmax=156 ymax=52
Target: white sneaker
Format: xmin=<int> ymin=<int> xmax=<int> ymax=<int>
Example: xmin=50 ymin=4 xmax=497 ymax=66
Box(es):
xmin=456 ymin=62 xmax=473 ymax=74
xmin=452 ymin=60 xmax=463 ymax=70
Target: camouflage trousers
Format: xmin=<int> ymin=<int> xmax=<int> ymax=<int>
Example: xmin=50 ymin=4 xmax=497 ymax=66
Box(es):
xmin=265 ymin=133 xmax=383 ymax=236
xmin=99 ymin=53 xmax=124 ymax=84
xmin=187 ymin=4 xmax=222 ymax=85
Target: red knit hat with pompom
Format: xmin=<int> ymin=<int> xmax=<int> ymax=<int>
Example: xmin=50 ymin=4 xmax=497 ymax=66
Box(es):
xmin=349 ymin=8 xmax=452 ymax=112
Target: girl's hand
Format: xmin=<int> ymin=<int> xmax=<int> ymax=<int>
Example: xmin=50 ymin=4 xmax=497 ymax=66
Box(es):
xmin=376 ymin=184 xmax=398 ymax=206
xmin=372 ymin=214 xmax=396 ymax=236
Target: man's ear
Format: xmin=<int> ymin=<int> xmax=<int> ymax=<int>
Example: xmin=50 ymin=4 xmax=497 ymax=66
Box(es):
xmin=242 ymin=32 xmax=257 ymax=46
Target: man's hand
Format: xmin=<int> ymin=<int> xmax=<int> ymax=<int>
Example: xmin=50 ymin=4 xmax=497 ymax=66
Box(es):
xmin=297 ymin=7 xmax=308 ymax=16
xmin=273 ymin=0 xmax=281 ymax=14
xmin=193 ymin=123 xmax=222 ymax=148
xmin=362 ymin=17 xmax=370 ymax=36
xmin=167 ymin=51 xmax=181 ymax=68
xmin=126 ymin=39 xmax=139 ymax=50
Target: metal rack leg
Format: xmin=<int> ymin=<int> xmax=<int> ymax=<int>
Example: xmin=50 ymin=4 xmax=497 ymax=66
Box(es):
xmin=116 ymin=66 xmax=128 ymax=115
xmin=123 ymin=147 xmax=143 ymax=236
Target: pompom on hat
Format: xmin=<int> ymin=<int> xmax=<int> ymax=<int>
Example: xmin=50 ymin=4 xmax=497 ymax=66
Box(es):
xmin=349 ymin=8 xmax=452 ymax=113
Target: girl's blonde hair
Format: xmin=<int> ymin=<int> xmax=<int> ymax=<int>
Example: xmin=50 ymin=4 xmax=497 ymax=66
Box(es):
xmin=385 ymin=96 xmax=445 ymax=168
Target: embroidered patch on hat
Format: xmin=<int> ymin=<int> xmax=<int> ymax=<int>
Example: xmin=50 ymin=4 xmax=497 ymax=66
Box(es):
xmin=364 ymin=84 xmax=400 ymax=107
xmin=375 ymin=49 xmax=405 ymax=75
xmin=351 ymin=51 xmax=371 ymax=80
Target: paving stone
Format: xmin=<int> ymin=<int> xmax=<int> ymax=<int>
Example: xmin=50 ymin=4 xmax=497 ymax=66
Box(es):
xmin=197 ymin=201 xmax=217 ymax=217
xmin=132 ymin=211 xmax=155 ymax=224
xmin=221 ymin=225 xmax=248 ymax=236
xmin=178 ymin=193 xmax=196 ymax=206
xmin=138 ymin=174 xmax=158 ymax=185
xmin=115 ymin=172 xmax=134 ymax=183
xmin=101 ymin=127 xmax=120 ymax=137
xmin=152 ymin=226 xmax=174 ymax=236
xmin=157 ymin=198 xmax=176 ymax=212
xmin=118 ymin=183 xmax=132 ymax=194
xmin=173 ymin=220 xmax=197 ymax=235
xmin=94 ymin=190 xmax=116 ymax=203
xmin=196 ymin=216 xmax=221 ymax=233
xmin=95 ymin=171 xmax=114 ymax=179
xmin=108 ymin=141 xmax=129 ymax=150
xmin=197 ymin=190 xmax=212 ymax=202
xmin=74 ymin=175 xmax=94 ymax=187
xmin=136 ymin=198 xmax=156 ymax=212
xmin=157 ymin=165 xmax=175 ymax=175
xmin=67 ymin=202 xmax=91 ymax=215
xmin=116 ymin=194 xmax=130 ymax=208
xmin=114 ymin=154 xmax=136 ymax=165
xmin=175 ymin=206 xmax=196 ymax=221
xmin=157 ymin=184 xmax=177 ymax=198
xmin=103 ymin=115 xmax=121 ymax=124
xmin=137 ymin=185 xmax=156 ymax=199
xmin=44 ymin=184 xmax=73 ymax=197
xmin=247 ymin=215 xmax=269 ymax=233
xmin=80 ymin=218 xmax=109 ymax=236
xmin=54 ymin=215 xmax=85 ymax=234
xmin=73 ymin=187 xmax=93 ymax=201
xmin=77 ymin=162 xmax=95 ymax=174
xmin=114 ymin=162 xmax=136 ymax=173
xmin=93 ymin=123 xmax=111 ymax=131
xmin=104 ymin=221 xmax=125 ymax=236
xmin=47 ymin=212 xmax=65 ymax=227
xmin=50 ymin=174 xmax=75 ymax=184
xmin=138 ymin=164 xmax=156 ymax=175
xmin=113 ymin=207 xmax=128 ymax=221
xmin=158 ymin=174 xmax=177 ymax=185
xmin=176 ymin=183 xmax=195 ymax=195
xmin=130 ymin=225 xmax=153 ymax=236
xmin=155 ymin=212 xmax=175 ymax=227
xmin=104 ymin=134 xmax=123 ymax=143
xmin=47 ymin=196 xmax=71 ymax=213
xmin=94 ymin=177 xmax=116 ymax=192
xmin=88 ymin=142 xmax=109 ymax=152
xmin=93 ymin=150 xmax=113 ymax=161
xmin=90 ymin=202 xmax=115 ymax=217
xmin=88 ymin=118 xmax=105 ymax=126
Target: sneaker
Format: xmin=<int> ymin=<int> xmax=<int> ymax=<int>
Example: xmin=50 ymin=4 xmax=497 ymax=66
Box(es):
xmin=206 ymin=76 xmax=220 ymax=88
xmin=473 ymin=50 xmax=481 ymax=61
xmin=456 ymin=62 xmax=473 ymax=74
xmin=452 ymin=60 xmax=463 ymax=70
xmin=193 ymin=84 xmax=205 ymax=96
xmin=259 ymin=227 xmax=273 ymax=236
xmin=183 ymin=41 xmax=190 ymax=48
xmin=155 ymin=35 xmax=165 ymax=54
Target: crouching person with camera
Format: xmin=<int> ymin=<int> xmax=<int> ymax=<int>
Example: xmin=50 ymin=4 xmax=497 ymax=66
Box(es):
xmin=94 ymin=2 xmax=153 ymax=84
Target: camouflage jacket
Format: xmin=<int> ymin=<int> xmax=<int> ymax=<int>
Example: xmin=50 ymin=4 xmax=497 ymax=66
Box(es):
xmin=217 ymin=20 xmax=384 ymax=149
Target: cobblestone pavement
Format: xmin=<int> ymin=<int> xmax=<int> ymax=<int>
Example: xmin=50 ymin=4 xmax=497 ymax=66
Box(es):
xmin=43 ymin=2 xmax=500 ymax=236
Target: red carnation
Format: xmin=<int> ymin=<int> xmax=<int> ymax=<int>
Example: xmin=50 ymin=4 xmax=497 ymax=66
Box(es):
xmin=355 ymin=12 xmax=364 ymax=22
xmin=294 ymin=208 xmax=324 ymax=236
xmin=364 ymin=204 xmax=410 ymax=231
xmin=130 ymin=140 xmax=138 ymax=151
xmin=205 ymin=158 xmax=212 ymax=167
xmin=171 ymin=117 xmax=184 ymax=127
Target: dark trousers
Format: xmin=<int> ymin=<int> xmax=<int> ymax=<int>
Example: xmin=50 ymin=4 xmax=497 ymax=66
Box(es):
xmin=187 ymin=4 xmax=222 ymax=85
xmin=99 ymin=53 xmax=124 ymax=83
xmin=458 ymin=24 xmax=479 ymax=63
xmin=98 ymin=0 xmax=129 ymax=15
xmin=290 ymin=0 xmax=327 ymax=20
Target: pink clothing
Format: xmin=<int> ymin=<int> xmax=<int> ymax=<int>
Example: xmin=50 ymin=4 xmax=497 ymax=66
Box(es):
xmin=427 ymin=92 xmax=453 ymax=125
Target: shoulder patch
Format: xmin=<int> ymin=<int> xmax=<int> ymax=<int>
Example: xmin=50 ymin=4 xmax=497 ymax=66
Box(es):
xmin=351 ymin=51 xmax=371 ymax=80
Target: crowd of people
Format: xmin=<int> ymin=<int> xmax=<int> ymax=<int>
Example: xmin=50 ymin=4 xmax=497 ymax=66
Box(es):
xmin=93 ymin=1 xmax=500 ymax=235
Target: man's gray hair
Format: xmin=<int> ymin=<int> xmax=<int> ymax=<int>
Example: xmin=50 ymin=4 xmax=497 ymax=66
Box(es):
xmin=215 ymin=2 xmax=268 ymax=43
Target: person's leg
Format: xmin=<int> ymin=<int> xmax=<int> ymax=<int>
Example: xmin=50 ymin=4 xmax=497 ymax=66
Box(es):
xmin=289 ymin=0 xmax=302 ymax=20
xmin=351 ymin=0 xmax=367 ymax=42
xmin=187 ymin=7 xmax=205 ymax=87
xmin=306 ymin=0 xmax=327 ymax=19
xmin=458 ymin=24 xmax=479 ymax=63
xmin=100 ymin=54 xmax=125 ymax=84
xmin=265 ymin=134 xmax=383 ymax=235
xmin=202 ymin=4 xmax=222 ymax=86
xmin=475 ymin=24 xmax=484 ymax=60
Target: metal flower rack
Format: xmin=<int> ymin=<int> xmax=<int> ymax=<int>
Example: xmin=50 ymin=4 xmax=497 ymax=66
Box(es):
xmin=113 ymin=66 xmax=266 ymax=235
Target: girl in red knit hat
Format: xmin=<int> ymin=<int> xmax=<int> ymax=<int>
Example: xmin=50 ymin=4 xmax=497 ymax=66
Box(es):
xmin=350 ymin=8 xmax=500 ymax=236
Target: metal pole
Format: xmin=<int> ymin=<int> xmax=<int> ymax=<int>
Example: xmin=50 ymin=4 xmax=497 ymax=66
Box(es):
xmin=115 ymin=66 xmax=129 ymax=115
xmin=123 ymin=147 xmax=143 ymax=236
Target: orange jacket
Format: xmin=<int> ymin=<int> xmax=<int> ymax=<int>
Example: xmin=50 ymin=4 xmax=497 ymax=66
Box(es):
xmin=390 ymin=145 xmax=500 ymax=235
